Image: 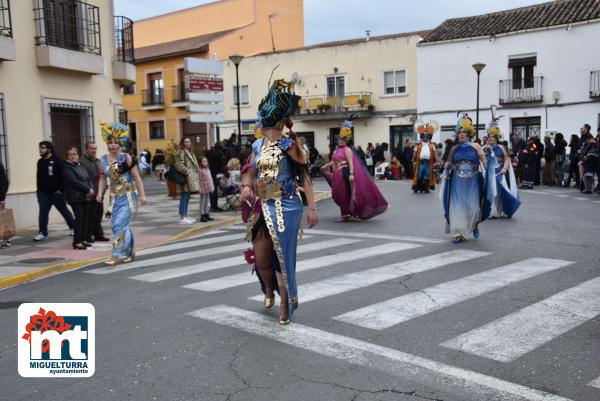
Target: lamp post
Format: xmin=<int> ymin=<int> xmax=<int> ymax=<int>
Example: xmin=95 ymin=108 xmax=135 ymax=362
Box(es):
xmin=229 ymin=53 xmax=244 ymax=145
xmin=472 ymin=63 xmax=486 ymax=140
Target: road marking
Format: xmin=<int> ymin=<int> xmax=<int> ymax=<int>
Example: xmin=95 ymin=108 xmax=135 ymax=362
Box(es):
xmin=334 ymin=258 xmax=573 ymax=330
xmin=183 ymin=242 xmax=420 ymax=292
xmin=588 ymin=377 xmax=600 ymax=389
xmin=594 ymin=201 xmax=600 ymax=204
xmin=573 ymin=197 xmax=590 ymax=201
xmin=129 ymin=238 xmax=357 ymax=282
xmin=249 ymin=250 xmax=490 ymax=304
xmin=524 ymin=190 xmax=551 ymax=195
xmin=136 ymin=233 xmax=245 ymax=257
xmin=85 ymin=242 xmax=250 ymax=274
xmin=442 ymin=276 xmax=600 ymax=362
xmin=188 ymin=305 xmax=573 ymax=401
xmin=554 ymin=194 xmax=569 ymax=198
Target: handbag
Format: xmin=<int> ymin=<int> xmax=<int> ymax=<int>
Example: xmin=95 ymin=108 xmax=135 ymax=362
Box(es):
xmin=0 ymin=208 xmax=16 ymax=240
xmin=365 ymin=156 xmax=373 ymax=166
xmin=165 ymin=168 xmax=187 ymax=185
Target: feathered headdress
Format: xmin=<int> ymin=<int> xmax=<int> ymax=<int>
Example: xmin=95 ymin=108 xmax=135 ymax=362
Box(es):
xmin=455 ymin=112 xmax=476 ymax=138
xmin=257 ymin=66 xmax=301 ymax=129
xmin=339 ymin=113 xmax=357 ymax=142
xmin=100 ymin=122 xmax=129 ymax=146
xmin=414 ymin=119 xmax=439 ymax=137
xmin=486 ymin=107 xmax=503 ymax=140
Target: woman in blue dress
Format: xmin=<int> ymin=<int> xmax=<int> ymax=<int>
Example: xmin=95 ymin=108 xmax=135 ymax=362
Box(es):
xmin=483 ymin=120 xmax=521 ymax=218
xmin=441 ymin=114 xmax=494 ymax=243
xmin=97 ymin=122 xmax=147 ymax=266
xmin=241 ymin=79 xmax=319 ymax=325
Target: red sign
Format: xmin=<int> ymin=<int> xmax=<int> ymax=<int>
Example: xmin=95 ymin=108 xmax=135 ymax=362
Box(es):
xmin=187 ymin=75 xmax=224 ymax=92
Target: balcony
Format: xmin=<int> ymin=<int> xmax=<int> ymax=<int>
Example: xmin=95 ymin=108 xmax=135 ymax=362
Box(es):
xmin=33 ymin=0 xmax=103 ymax=74
xmin=113 ymin=16 xmax=135 ymax=85
xmin=499 ymin=77 xmax=543 ymax=105
xmin=295 ymin=92 xmax=374 ymax=121
xmin=141 ymin=89 xmax=164 ymax=110
xmin=0 ymin=0 xmax=15 ymax=61
xmin=171 ymin=85 xmax=188 ymax=106
xmin=590 ymin=71 xmax=600 ymax=99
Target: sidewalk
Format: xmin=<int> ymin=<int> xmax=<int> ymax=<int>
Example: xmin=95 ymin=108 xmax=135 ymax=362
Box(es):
xmin=0 ymin=177 xmax=331 ymax=289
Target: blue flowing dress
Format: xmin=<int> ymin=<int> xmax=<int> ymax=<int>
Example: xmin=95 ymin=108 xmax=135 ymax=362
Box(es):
xmin=101 ymin=155 xmax=137 ymax=259
xmin=248 ymin=137 xmax=303 ymax=319
xmin=485 ymin=145 xmax=521 ymax=218
xmin=441 ymin=142 xmax=493 ymax=238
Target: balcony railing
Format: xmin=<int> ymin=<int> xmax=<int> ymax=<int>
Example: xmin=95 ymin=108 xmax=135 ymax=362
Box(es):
xmin=33 ymin=0 xmax=101 ymax=55
xmin=171 ymin=85 xmax=186 ymax=103
xmin=499 ymin=77 xmax=543 ymax=104
xmin=114 ymin=16 xmax=133 ymax=63
xmin=590 ymin=70 xmax=600 ymax=99
xmin=141 ymin=89 xmax=164 ymax=107
xmin=298 ymin=92 xmax=373 ymax=114
xmin=0 ymin=0 xmax=12 ymax=38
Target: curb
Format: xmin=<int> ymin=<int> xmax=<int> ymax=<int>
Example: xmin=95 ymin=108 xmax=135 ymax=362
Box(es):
xmin=0 ymin=191 xmax=332 ymax=291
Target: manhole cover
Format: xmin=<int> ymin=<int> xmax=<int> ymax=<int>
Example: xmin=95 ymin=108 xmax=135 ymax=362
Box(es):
xmin=18 ymin=258 xmax=66 ymax=264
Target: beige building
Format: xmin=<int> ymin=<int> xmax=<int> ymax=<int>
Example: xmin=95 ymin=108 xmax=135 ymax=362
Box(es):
xmin=220 ymin=31 xmax=429 ymax=156
xmin=0 ymin=0 xmax=135 ymax=229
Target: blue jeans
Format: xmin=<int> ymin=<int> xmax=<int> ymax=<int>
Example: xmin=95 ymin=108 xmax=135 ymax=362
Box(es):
xmin=179 ymin=192 xmax=190 ymax=216
xmin=37 ymin=191 xmax=75 ymax=236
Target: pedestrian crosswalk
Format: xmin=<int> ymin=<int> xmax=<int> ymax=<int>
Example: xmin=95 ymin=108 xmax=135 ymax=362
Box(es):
xmin=82 ymin=226 xmax=599 ymax=400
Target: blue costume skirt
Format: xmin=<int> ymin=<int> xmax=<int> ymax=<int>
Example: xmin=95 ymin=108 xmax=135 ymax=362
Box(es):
xmin=111 ymin=193 xmax=136 ymax=258
xmin=492 ymin=170 xmax=521 ymax=218
xmin=259 ymin=195 xmax=303 ymax=319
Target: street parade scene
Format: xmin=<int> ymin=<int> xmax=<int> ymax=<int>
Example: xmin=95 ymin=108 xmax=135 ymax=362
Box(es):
xmin=0 ymin=0 xmax=599 ymax=400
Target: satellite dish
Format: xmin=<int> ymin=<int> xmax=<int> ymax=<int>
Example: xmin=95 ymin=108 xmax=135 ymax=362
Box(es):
xmin=291 ymin=72 xmax=300 ymax=84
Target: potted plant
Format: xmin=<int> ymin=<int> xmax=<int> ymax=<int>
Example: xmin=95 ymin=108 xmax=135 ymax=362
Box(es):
xmin=164 ymin=139 xmax=179 ymax=197
xmin=322 ymin=104 xmax=332 ymax=112
xmin=358 ymin=98 xmax=366 ymax=110
xmin=317 ymin=104 xmax=326 ymax=113
xmin=367 ymin=104 xmax=375 ymax=112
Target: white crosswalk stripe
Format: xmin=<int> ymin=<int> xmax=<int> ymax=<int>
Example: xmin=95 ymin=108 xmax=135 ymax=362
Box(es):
xmin=182 ymin=242 xmax=420 ymax=292
xmin=249 ymin=250 xmax=490 ymax=304
xmin=334 ymin=258 xmax=573 ymax=330
xmin=129 ymin=238 xmax=357 ymax=282
xmin=136 ymin=233 xmax=245 ymax=257
xmin=188 ymin=305 xmax=573 ymax=401
xmin=588 ymin=376 xmax=600 ymax=389
xmin=441 ymin=276 xmax=600 ymax=362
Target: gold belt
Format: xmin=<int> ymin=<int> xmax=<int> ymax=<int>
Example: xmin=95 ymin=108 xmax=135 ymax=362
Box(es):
xmin=255 ymin=182 xmax=283 ymax=200
xmin=110 ymin=183 xmax=136 ymax=196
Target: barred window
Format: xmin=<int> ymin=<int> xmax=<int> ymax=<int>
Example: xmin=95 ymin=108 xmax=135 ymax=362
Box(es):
xmin=48 ymin=103 xmax=94 ymax=158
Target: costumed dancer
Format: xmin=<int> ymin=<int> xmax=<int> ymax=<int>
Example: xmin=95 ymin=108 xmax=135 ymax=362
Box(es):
xmin=240 ymin=78 xmax=319 ymax=325
xmin=484 ymin=118 xmax=521 ymax=218
xmin=97 ymin=122 xmax=147 ymax=266
xmin=440 ymin=113 xmax=494 ymax=243
xmin=412 ymin=120 xmax=438 ymax=193
xmin=321 ymin=118 xmax=388 ymax=222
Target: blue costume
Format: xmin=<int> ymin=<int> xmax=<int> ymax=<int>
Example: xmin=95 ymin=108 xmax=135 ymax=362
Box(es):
xmin=485 ymin=144 xmax=521 ymax=218
xmin=101 ymin=154 xmax=137 ymax=259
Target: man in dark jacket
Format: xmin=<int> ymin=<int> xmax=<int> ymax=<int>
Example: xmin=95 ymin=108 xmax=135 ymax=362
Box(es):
xmin=80 ymin=142 xmax=109 ymax=242
xmin=0 ymin=160 xmax=10 ymax=248
xmin=206 ymin=141 xmax=225 ymax=211
xmin=34 ymin=141 xmax=75 ymax=241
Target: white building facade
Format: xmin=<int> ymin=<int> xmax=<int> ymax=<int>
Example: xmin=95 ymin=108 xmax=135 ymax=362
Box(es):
xmin=418 ymin=0 xmax=600 ymax=145
xmin=220 ymin=32 xmax=428 ymax=156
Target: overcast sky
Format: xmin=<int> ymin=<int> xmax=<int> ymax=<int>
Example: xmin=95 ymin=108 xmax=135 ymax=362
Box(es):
xmin=114 ymin=0 xmax=550 ymax=45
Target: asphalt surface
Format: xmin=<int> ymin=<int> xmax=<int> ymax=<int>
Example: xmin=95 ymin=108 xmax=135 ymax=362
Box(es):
xmin=0 ymin=179 xmax=599 ymax=401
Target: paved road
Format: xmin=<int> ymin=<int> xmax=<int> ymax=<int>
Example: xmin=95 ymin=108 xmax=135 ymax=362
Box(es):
xmin=0 ymin=180 xmax=598 ymax=401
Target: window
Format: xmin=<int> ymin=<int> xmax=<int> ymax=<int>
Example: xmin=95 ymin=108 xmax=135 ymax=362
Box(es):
xmin=149 ymin=121 xmax=164 ymax=140
xmin=233 ymin=85 xmax=249 ymax=106
xmin=509 ymin=56 xmax=536 ymax=90
xmin=48 ymin=103 xmax=94 ymax=158
xmin=0 ymin=95 xmax=8 ymax=176
xmin=123 ymin=84 xmax=135 ymax=95
xmin=326 ymin=75 xmax=345 ymax=98
xmin=383 ymin=70 xmax=407 ymax=95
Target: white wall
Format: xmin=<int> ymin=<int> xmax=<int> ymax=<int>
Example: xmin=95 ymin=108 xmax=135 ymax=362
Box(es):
xmin=418 ymin=22 xmax=600 ymax=141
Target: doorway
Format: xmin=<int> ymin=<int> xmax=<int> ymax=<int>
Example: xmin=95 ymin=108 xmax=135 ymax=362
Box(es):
xmin=511 ymin=117 xmax=541 ymax=140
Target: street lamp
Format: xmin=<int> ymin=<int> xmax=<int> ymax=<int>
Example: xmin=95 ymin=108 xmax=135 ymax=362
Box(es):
xmin=229 ymin=53 xmax=244 ymax=145
xmin=472 ymin=63 xmax=486 ymax=140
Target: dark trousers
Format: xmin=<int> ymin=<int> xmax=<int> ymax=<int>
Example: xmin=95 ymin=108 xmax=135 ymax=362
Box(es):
xmin=85 ymin=201 xmax=104 ymax=240
xmin=69 ymin=202 xmax=87 ymax=244
xmin=37 ymin=191 xmax=75 ymax=236
xmin=209 ymin=173 xmax=219 ymax=209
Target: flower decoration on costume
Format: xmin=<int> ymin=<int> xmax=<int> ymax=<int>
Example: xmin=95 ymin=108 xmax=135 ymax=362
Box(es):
xmin=278 ymin=136 xmax=294 ymax=151
xmin=282 ymin=180 xmax=297 ymax=197
xmin=486 ymin=118 xmax=501 ymax=140
xmin=244 ymin=249 xmax=255 ymax=265
xmin=339 ymin=120 xmax=353 ymax=142
xmin=455 ymin=113 xmax=476 ymax=137
xmin=100 ymin=121 xmax=130 ymax=147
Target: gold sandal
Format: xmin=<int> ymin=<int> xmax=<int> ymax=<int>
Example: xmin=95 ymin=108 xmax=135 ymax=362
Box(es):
xmin=264 ymin=296 xmax=275 ymax=309
xmin=123 ymin=252 xmax=135 ymax=264
xmin=278 ymin=317 xmax=290 ymax=326
xmin=104 ymin=257 xmax=119 ymax=266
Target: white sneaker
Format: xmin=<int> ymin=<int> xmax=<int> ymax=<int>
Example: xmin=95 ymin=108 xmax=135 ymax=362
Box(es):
xmin=179 ymin=218 xmax=193 ymax=225
xmin=33 ymin=233 xmax=48 ymax=242
xmin=185 ymin=217 xmax=196 ymax=224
